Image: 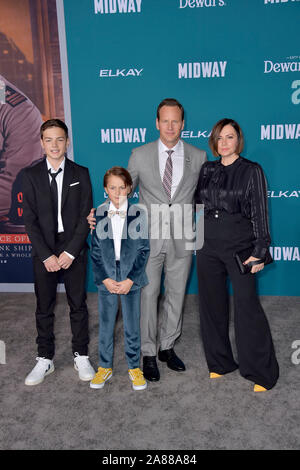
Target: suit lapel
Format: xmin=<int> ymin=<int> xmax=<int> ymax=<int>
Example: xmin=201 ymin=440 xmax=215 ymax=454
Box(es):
xmin=152 ymin=140 xmax=161 ymax=183
xmin=61 ymin=158 xmax=74 ymax=209
xmin=120 ymin=204 xmax=136 ymax=256
xmin=40 ymin=158 xmax=53 ymax=212
xmin=153 ymin=140 xmax=171 ymax=203
xmin=104 ymin=217 xmax=115 ymax=260
xmin=97 ymin=201 xmax=115 ymax=258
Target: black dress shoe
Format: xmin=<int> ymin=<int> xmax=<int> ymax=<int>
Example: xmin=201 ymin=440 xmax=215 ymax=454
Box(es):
xmin=158 ymin=348 xmax=186 ymax=372
xmin=143 ymin=356 xmax=160 ymax=381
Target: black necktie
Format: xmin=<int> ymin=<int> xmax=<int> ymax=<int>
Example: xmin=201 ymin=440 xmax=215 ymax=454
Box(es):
xmin=49 ymin=168 xmax=62 ymax=233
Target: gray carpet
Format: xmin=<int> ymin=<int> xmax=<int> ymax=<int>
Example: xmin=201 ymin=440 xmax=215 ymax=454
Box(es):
xmin=0 ymin=293 xmax=300 ymax=450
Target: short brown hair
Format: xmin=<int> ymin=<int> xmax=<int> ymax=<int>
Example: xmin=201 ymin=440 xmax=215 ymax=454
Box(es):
xmin=103 ymin=166 xmax=132 ymax=188
xmin=209 ymin=118 xmax=244 ymax=157
xmin=40 ymin=119 xmax=68 ymax=139
xmin=156 ymin=98 xmax=184 ymax=121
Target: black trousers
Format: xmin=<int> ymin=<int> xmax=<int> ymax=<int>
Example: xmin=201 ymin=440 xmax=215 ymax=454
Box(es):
xmin=196 ymin=213 xmax=279 ymax=390
xmin=33 ymin=234 xmax=89 ymax=360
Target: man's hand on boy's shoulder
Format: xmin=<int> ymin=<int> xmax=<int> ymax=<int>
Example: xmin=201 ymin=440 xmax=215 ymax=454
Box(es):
xmin=87 ymin=208 xmax=96 ymax=231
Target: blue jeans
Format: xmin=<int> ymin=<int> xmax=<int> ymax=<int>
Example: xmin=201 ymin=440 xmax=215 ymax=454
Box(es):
xmin=97 ymin=263 xmax=141 ymax=369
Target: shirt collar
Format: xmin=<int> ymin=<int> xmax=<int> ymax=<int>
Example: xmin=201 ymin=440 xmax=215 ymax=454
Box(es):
xmin=46 ymin=157 xmax=65 ymax=173
xmin=109 ymin=199 xmax=128 ymax=212
xmin=159 ymin=139 xmax=183 ymax=155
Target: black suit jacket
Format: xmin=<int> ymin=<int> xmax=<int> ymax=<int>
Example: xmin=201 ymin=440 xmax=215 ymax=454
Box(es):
xmin=22 ymin=157 xmax=93 ymax=262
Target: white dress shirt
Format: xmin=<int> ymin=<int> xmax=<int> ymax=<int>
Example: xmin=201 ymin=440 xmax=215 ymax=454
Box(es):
xmin=45 ymin=157 xmax=74 ymax=262
xmin=158 ymin=139 xmax=184 ymax=199
xmin=46 ymin=158 xmax=65 ymax=233
xmin=109 ymin=199 xmax=128 ymax=261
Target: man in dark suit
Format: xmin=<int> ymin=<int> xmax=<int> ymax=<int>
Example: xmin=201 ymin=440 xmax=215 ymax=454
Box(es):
xmin=23 ymin=119 xmax=95 ymax=386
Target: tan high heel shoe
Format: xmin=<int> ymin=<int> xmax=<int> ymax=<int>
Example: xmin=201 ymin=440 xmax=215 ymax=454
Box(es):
xmin=253 ymin=384 xmax=267 ymax=392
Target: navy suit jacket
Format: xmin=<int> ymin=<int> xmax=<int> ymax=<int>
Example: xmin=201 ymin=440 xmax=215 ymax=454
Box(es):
xmin=91 ymin=201 xmax=150 ymax=291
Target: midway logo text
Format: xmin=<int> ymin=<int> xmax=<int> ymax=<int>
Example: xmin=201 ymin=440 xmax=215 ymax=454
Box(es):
xmin=179 ymin=61 xmax=227 ymax=79
xmin=94 ymin=0 xmax=142 ymax=14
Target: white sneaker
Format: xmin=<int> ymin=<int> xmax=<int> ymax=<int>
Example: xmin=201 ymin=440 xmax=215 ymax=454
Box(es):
xmin=25 ymin=357 xmax=54 ymax=386
xmin=74 ymin=353 xmax=95 ymax=381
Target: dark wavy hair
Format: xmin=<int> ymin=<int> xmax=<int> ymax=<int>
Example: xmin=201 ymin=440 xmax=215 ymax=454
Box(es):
xmin=40 ymin=119 xmax=68 ymax=139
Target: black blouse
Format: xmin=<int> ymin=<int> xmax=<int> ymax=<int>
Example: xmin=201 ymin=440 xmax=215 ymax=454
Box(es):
xmin=194 ymin=156 xmax=271 ymax=258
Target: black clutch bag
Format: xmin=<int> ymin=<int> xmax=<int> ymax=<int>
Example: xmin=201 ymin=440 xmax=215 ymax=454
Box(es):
xmin=234 ymin=246 xmax=273 ymax=275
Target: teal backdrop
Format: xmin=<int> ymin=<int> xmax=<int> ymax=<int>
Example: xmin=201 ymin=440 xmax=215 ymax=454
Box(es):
xmin=62 ymin=0 xmax=300 ymax=295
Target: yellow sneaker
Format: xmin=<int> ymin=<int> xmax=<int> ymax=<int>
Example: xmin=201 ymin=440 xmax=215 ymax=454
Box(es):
xmin=254 ymin=384 xmax=267 ymax=392
xmin=128 ymin=368 xmax=147 ymax=391
xmin=210 ymin=372 xmax=223 ymax=379
xmin=90 ymin=367 xmax=112 ymax=389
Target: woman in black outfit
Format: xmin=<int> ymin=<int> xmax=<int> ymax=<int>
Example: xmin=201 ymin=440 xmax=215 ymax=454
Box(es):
xmin=195 ymin=118 xmax=279 ymax=392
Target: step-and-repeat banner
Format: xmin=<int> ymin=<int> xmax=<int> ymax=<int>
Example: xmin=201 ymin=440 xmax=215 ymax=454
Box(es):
xmin=1 ymin=0 xmax=299 ymax=295
xmin=63 ymin=0 xmax=300 ymax=296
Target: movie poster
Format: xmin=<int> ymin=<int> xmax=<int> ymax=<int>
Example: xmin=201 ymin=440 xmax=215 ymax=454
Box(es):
xmin=0 ymin=0 xmax=69 ymax=290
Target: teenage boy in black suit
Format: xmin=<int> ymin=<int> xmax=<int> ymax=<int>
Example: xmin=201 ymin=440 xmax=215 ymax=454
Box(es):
xmin=23 ymin=119 xmax=95 ymax=386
